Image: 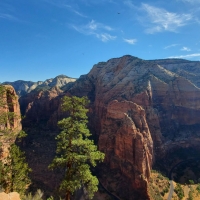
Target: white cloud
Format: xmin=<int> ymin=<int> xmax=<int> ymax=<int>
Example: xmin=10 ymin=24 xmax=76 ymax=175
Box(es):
xmin=181 ymin=46 xmax=191 ymax=51
xmin=97 ymin=33 xmax=116 ymax=42
xmin=72 ymin=20 xmax=116 ymax=42
xmin=164 ymin=44 xmax=179 ymax=49
xmin=123 ymin=0 xmax=138 ymax=9
xmin=141 ymin=3 xmax=193 ymax=33
xmin=43 ymin=1 xmax=87 ymax=18
xmin=123 ymin=38 xmax=137 ymax=44
xmin=64 ymin=4 xmax=87 ymax=18
xmin=0 ymin=13 xmax=19 ymax=21
xmin=88 ymin=20 xmax=113 ymax=31
xmin=168 ymin=53 xmax=200 ymax=59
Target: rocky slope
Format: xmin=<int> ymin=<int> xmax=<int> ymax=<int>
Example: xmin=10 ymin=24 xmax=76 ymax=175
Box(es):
xmin=19 ymin=55 xmax=200 ymax=199
xmin=3 ymin=75 xmax=76 ymax=97
xmin=0 ymin=85 xmax=22 ymax=159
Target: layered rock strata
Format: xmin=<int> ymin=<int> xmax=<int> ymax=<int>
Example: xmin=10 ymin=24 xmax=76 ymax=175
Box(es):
xmin=0 ymin=85 xmax=22 ymax=159
xmin=19 ymin=55 xmax=200 ymax=199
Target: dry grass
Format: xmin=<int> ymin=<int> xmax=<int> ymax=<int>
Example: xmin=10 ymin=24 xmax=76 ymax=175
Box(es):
xmin=148 ymin=171 xmax=170 ymax=200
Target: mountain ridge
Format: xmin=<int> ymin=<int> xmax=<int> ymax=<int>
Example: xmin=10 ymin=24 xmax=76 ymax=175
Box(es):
xmin=3 ymin=74 xmax=76 ymax=97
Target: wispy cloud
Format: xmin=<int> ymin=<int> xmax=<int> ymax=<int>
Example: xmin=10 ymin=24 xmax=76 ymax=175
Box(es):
xmin=123 ymin=38 xmax=137 ymax=45
xmin=97 ymin=33 xmax=116 ymax=42
xmin=181 ymin=46 xmax=191 ymax=51
xmin=123 ymin=0 xmax=138 ymax=10
xmin=164 ymin=44 xmax=179 ymax=49
xmin=141 ymin=3 xmax=193 ymax=34
xmin=63 ymin=4 xmax=87 ymax=18
xmin=43 ymin=0 xmax=87 ymax=18
xmin=72 ymin=20 xmax=116 ymax=42
xmin=168 ymin=53 xmax=200 ymax=59
xmin=0 ymin=13 xmax=19 ymax=21
xmin=86 ymin=20 xmax=113 ymax=31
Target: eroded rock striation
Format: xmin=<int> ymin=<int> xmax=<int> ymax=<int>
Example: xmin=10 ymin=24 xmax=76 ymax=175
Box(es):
xmin=19 ymin=55 xmax=200 ymax=199
xmin=0 ymin=85 xmax=22 ymax=159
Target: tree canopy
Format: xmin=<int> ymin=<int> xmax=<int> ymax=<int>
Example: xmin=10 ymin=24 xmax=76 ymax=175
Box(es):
xmin=0 ymin=144 xmax=31 ymax=196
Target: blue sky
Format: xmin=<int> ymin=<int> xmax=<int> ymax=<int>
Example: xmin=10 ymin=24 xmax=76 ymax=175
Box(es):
xmin=1 ymin=0 xmax=200 ymax=82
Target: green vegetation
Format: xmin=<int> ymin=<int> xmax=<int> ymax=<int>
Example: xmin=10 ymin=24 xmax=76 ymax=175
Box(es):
xmin=23 ymin=189 xmax=44 ymax=200
xmin=174 ymin=183 xmax=184 ymax=200
xmin=0 ymin=84 xmax=31 ymax=197
xmin=0 ymin=144 xmax=31 ymax=196
xmin=49 ymin=96 xmax=105 ymax=200
xmin=196 ymin=183 xmax=200 ymax=193
xmin=189 ymin=180 xmax=195 ymax=185
xmin=148 ymin=170 xmax=170 ymax=200
xmin=188 ymin=189 xmax=193 ymax=200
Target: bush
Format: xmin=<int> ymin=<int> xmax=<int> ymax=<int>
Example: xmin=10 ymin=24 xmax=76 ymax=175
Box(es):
xmin=23 ymin=189 xmax=44 ymax=200
xmin=196 ymin=184 xmax=200 ymax=193
xmin=174 ymin=184 xmax=184 ymax=200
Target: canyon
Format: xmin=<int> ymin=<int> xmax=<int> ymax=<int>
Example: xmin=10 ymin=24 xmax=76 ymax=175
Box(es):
xmin=2 ymin=55 xmax=200 ymax=199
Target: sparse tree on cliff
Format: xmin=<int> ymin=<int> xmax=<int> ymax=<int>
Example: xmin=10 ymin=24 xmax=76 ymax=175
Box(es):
xmin=49 ymin=96 xmax=105 ymax=200
xmin=0 ymin=85 xmax=31 ymax=196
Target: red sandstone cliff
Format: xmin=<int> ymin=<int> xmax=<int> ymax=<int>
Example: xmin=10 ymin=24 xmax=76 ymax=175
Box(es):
xmin=0 ymin=85 xmax=22 ymax=159
xmin=19 ymin=55 xmax=200 ymax=199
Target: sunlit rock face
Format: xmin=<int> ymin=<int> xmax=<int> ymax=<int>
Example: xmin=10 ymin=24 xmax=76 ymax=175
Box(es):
xmin=20 ymin=55 xmax=200 ymax=199
xmin=0 ymin=85 xmax=22 ymax=159
xmin=3 ymin=75 xmax=76 ymax=97
xmin=0 ymin=192 xmax=21 ymax=200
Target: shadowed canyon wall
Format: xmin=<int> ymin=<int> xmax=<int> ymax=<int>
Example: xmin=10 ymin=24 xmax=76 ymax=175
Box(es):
xmin=18 ymin=55 xmax=200 ymax=199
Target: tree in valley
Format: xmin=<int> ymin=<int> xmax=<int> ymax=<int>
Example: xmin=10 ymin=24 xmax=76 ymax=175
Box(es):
xmin=49 ymin=96 xmax=105 ymax=200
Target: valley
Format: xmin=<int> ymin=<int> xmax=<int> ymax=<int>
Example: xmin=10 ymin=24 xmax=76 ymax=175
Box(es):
xmin=1 ymin=55 xmax=200 ymax=199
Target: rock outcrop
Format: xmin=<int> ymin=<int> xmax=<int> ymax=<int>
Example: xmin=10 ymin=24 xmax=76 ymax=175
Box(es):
xmin=19 ymin=55 xmax=200 ymax=199
xmin=0 ymin=192 xmax=20 ymax=200
xmin=0 ymin=85 xmax=22 ymax=159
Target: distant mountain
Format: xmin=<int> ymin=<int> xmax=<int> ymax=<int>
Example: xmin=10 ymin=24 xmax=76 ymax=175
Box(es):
xmin=3 ymin=75 xmax=76 ymax=96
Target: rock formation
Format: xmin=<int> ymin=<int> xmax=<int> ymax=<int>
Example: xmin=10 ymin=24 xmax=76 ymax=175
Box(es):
xmin=19 ymin=55 xmax=200 ymax=199
xmin=0 ymin=85 xmax=22 ymax=159
xmin=0 ymin=192 xmax=21 ymax=200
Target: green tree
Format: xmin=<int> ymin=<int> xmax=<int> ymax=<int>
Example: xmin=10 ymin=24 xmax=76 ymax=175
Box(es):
xmin=0 ymin=144 xmax=31 ymax=196
xmin=174 ymin=183 xmax=184 ymax=200
xmin=0 ymin=85 xmax=31 ymax=197
xmin=49 ymin=96 xmax=105 ymax=200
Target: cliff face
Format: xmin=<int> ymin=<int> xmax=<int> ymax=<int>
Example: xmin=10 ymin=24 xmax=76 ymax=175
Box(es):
xmin=0 ymin=85 xmax=22 ymax=159
xmin=19 ymin=86 xmax=63 ymax=129
xmin=19 ymin=55 xmax=200 ymax=199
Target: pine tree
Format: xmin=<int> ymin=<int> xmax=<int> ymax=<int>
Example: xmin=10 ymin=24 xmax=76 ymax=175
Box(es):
xmin=0 ymin=144 xmax=31 ymax=196
xmin=49 ymin=96 xmax=105 ymax=200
